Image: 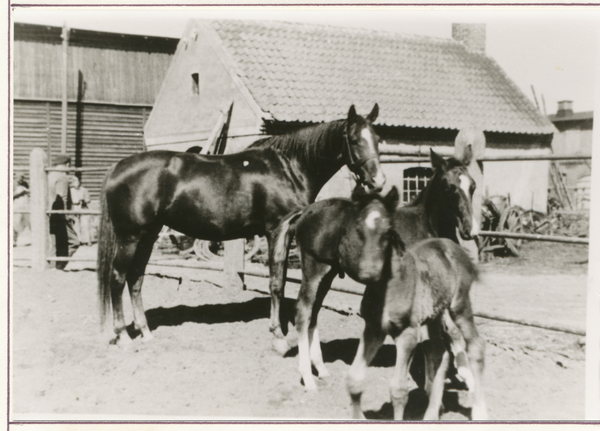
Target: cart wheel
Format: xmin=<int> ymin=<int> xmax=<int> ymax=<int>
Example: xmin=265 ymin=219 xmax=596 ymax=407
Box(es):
xmin=499 ymin=206 xmax=524 ymax=257
xmin=521 ymin=210 xmax=550 ymax=235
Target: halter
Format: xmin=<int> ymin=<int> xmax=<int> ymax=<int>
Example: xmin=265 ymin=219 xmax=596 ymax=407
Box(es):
xmin=343 ymin=127 xmax=379 ymax=177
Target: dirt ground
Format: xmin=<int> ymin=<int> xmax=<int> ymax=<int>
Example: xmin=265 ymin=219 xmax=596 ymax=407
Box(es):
xmin=10 ymin=240 xmax=589 ymax=421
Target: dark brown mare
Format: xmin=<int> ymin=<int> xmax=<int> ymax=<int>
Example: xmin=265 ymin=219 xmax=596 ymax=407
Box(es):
xmin=275 ymin=185 xmax=400 ymax=389
xmin=97 ymin=104 xmax=385 ymax=344
xmin=347 ymin=237 xmax=487 ymax=420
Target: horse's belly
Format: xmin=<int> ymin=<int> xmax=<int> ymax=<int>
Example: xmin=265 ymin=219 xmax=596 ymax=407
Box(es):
xmin=164 ymin=209 xmax=264 ymax=242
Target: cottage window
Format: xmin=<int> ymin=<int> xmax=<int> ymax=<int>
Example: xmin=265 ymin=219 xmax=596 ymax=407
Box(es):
xmin=402 ymin=167 xmax=433 ymax=204
xmin=191 ymin=73 xmax=199 ymax=95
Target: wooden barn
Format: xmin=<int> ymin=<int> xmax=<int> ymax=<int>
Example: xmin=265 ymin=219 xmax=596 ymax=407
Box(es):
xmin=548 ymin=100 xmax=593 ymax=211
xmin=145 ymin=19 xmax=556 ymax=212
xmin=13 ymin=23 xmax=179 ymax=200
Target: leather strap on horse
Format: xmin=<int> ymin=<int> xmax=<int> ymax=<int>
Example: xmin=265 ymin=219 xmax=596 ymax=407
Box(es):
xmin=343 ymin=129 xmax=378 ymax=178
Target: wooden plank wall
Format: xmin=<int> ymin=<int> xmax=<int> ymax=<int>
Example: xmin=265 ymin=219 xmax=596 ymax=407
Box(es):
xmin=14 ymin=41 xmax=173 ymax=105
xmin=13 ymin=100 xmax=148 ymax=201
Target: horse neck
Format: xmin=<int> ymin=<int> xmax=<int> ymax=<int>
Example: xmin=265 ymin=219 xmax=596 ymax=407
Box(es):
xmin=276 ymin=121 xmax=347 ymax=200
xmin=413 ymin=176 xmax=458 ymax=241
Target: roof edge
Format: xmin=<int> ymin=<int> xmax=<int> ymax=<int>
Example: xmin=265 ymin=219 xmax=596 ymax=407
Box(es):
xmin=14 ymin=22 xmax=179 ymax=54
xmin=198 ymin=20 xmax=273 ymax=122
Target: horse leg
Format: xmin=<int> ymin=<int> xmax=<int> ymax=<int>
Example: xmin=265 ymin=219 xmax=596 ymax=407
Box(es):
xmin=421 ymin=323 xmax=451 ymax=420
xmin=390 ymin=327 xmax=418 ymax=420
xmin=450 ymin=303 xmax=488 ymax=420
xmin=421 ymin=319 xmax=451 ymax=419
xmin=109 ymin=240 xmax=139 ymax=345
xmin=267 ymin=233 xmax=292 ymax=354
xmin=346 ymin=322 xmax=386 ymax=419
xmin=307 ymin=267 xmax=337 ymax=379
xmin=126 ymin=229 xmax=160 ymax=342
xmin=443 ymin=310 xmax=475 ymax=391
xmin=296 ymin=256 xmax=332 ymax=390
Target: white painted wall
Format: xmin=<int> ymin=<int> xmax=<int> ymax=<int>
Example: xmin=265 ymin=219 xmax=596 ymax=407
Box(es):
xmin=333 ymin=144 xmax=552 ymax=213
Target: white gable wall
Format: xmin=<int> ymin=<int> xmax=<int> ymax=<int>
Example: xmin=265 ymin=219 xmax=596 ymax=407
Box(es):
xmin=145 ymin=21 xmax=265 ymax=153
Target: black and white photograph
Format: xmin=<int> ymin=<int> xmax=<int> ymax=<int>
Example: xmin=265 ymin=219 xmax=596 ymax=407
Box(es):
xmin=8 ymin=5 xmax=600 ymax=423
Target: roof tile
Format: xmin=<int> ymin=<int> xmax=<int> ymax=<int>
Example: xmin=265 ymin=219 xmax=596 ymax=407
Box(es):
xmin=207 ymin=19 xmax=554 ymax=134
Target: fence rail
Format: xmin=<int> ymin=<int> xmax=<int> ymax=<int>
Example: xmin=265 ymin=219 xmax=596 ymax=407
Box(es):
xmin=21 ymin=136 xmax=592 ymax=336
xmin=478 ymin=230 xmax=589 ymax=245
xmin=379 ymin=147 xmax=592 ymax=162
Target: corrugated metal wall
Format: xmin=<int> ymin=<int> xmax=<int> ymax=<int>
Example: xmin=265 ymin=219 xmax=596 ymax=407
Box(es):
xmin=14 ymin=100 xmax=148 ymax=201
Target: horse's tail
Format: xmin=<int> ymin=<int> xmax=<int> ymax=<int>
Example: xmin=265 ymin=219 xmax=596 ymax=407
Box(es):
xmin=272 ymin=209 xmax=303 ymax=265
xmin=97 ymin=167 xmax=117 ymax=327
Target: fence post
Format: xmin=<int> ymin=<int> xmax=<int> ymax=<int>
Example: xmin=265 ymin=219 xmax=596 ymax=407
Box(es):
xmin=29 ymin=148 xmax=49 ymax=271
xmin=455 ymin=127 xmax=486 ymax=261
xmin=224 ymin=239 xmax=245 ymax=291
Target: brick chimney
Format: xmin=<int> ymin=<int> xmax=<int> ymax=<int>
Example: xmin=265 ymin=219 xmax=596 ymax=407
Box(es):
xmin=556 ymin=100 xmax=573 ymax=117
xmin=452 ymin=23 xmax=486 ymax=54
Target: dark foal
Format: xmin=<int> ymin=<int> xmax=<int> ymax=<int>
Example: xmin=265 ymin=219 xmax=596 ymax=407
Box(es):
xmin=276 ymin=186 xmax=399 ymax=390
xmin=347 ymin=238 xmax=487 ymax=420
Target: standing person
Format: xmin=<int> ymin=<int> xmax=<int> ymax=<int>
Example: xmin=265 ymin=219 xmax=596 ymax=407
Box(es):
xmin=48 ymin=155 xmax=79 ymax=270
xmin=69 ymin=175 xmax=92 ymax=246
xmin=13 ymin=174 xmax=30 ymax=246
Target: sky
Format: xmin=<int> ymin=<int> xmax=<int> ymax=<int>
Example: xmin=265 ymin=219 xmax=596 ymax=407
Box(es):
xmin=12 ymin=7 xmax=600 ymax=115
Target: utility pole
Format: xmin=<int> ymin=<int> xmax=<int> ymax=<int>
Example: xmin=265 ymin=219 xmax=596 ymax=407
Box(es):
xmin=61 ymin=23 xmax=69 ymax=155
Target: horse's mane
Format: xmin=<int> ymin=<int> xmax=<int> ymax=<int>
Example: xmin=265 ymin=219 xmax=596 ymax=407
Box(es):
xmin=248 ymin=120 xmax=346 ymax=166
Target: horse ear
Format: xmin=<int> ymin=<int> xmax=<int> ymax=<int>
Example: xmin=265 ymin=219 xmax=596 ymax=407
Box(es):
xmin=366 ymin=103 xmax=379 ymax=123
xmin=430 ymin=149 xmax=447 ymax=171
xmin=384 ymin=186 xmax=400 ymax=211
xmin=347 ymin=105 xmax=358 ymax=123
xmin=460 ymin=144 xmax=473 ymax=166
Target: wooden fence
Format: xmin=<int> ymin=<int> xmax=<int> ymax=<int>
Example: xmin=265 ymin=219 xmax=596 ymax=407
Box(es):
xmin=21 ymin=128 xmax=592 ymax=335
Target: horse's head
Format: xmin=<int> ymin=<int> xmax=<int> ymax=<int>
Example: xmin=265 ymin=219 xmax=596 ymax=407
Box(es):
xmin=344 ymin=104 xmax=386 ymax=192
xmin=339 ymin=186 xmax=400 ymax=284
xmin=430 ymin=146 xmax=479 ymax=240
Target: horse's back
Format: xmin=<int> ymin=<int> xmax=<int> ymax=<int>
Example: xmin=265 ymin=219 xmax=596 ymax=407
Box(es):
xmin=295 ymin=198 xmax=353 ymax=262
xmin=382 ymin=238 xmax=477 ymax=330
xmin=393 ymin=205 xmax=431 ymax=247
xmin=105 ymin=148 xmax=315 ymax=240
xmin=410 ymin=238 xmax=477 ymax=318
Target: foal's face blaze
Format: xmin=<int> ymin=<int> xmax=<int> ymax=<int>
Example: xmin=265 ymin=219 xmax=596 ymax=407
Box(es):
xmin=340 ymin=202 xmax=392 ymax=283
xmin=444 ymin=168 xmax=478 ymax=240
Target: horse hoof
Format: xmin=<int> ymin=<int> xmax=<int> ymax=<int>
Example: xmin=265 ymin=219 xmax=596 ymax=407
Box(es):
xmin=317 ymin=367 xmax=330 ymax=378
xmin=271 ymin=337 xmax=289 ymax=356
xmin=457 ymin=366 xmax=475 ymax=391
xmin=141 ymin=332 xmax=154 ymax=343
xmin=303 ymin=381 xmax=317 ymax=391
xmin=115 ymin=334 xmax=133 ymax=347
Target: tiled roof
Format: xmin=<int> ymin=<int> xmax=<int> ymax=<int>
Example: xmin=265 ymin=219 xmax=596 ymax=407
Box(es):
xmin=206 ymin=19 xmax=554 ymax=135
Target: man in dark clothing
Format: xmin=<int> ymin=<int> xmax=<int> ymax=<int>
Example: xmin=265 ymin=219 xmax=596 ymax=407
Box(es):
xmin=48 ymin=155 xmax=79 ymax=270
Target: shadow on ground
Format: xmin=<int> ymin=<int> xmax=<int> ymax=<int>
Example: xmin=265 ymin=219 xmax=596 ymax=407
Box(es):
xmin=364 ymin=390 xmax=470 ymax=420
xmin=145 ymin=297 xmax=296 ymax=330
